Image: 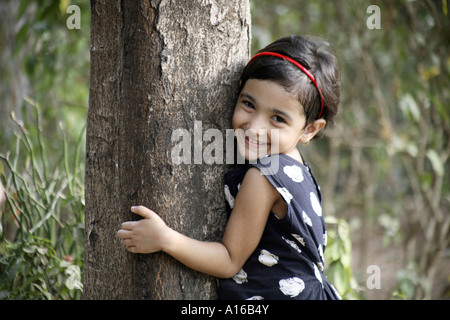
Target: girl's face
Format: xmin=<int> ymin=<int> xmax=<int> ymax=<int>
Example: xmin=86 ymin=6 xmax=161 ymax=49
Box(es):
xmin=232 ymin=79 xmax=325 ymax=161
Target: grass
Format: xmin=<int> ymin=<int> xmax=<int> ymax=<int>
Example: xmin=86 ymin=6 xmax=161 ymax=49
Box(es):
xmin=0 ymin=100 xmax=85 ymax=300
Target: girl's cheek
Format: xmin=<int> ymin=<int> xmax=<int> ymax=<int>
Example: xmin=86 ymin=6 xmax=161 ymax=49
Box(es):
xmin=270 ymin=130 xmax=281 ymax=148
xmin=231 ymin=108 xmax=242 ymax=130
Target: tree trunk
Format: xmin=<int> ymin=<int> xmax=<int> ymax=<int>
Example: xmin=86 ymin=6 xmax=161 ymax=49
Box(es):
xmin=84 ymin=0 xmax=250 ymax=299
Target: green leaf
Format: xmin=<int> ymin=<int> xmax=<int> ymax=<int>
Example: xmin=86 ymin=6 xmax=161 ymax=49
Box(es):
xmin=399 ymin=94 xmax=420 ymax=122
xmin=64 ymin=265 xmax=83 ymax=291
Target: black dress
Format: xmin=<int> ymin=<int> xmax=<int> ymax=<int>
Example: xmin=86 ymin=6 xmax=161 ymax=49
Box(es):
xmin=218 ymin=154 xmax=341 ymax=300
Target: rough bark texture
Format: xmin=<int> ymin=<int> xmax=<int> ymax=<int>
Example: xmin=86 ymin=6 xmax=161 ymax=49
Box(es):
xmin=84 ymin=0 xmax=251 ymax=299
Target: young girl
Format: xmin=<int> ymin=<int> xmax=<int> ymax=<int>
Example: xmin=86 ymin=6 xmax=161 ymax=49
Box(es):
xmin=117 ymin=35 xmax=341 ymax=300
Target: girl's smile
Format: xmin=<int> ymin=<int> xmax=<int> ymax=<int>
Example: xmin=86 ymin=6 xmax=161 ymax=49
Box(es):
xmin=235 ymin=128 xmax=271 ymax=161
xmin=244 ymin=135 xmax=268 ymax=149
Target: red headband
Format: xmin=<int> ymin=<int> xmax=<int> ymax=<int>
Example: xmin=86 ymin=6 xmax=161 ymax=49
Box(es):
xmin=249 ymin=52 xmax=324 ymax=119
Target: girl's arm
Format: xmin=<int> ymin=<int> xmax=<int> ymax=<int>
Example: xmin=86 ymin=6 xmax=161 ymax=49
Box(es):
xmin=116 ymin=167 xmax=280 ymax=278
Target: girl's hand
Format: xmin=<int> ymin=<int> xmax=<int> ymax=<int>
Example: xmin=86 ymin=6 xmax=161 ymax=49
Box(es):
xmin=117 ymin=206 xmax=171 ymax=254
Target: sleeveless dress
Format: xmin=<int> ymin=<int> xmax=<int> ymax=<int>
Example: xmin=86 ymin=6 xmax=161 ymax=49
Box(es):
xmin=218 ymin=154 xmax=341 ymax=300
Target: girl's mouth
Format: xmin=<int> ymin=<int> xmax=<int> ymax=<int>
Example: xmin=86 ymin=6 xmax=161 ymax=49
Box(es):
xmin=234 ymin=129 xmax=273 ymax=160
xmin=245 ymin=136 xmax=269 ymax=150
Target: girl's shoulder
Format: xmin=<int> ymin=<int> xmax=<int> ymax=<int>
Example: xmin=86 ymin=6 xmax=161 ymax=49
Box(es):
xmin=223 ymin=161 xmax=283 ymax=213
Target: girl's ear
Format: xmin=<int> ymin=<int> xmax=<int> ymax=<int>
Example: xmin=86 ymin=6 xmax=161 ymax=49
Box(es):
xmin=300 ymin=119 xmax=326 ymax=143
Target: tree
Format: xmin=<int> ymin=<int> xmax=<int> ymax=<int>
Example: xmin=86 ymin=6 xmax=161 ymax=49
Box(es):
xmin=84 ymin=0 xmax=250 ymax=299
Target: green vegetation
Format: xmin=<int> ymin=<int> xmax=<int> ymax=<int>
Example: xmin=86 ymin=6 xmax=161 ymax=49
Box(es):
xmin=0 ymin=100 xmax=84 ymax=299
xmin=0 ymin=0 xmax=89 ymax=300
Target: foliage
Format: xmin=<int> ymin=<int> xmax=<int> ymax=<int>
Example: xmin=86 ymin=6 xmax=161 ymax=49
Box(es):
xmin=0 ymin=100 xmax=85 ymax=300
xmin=0 ymin=0 xmax=88 ymax=300
xmin=324 ymin=216 xmax=360 ymax=299
xmin=1 ymin=0 xmax=90 ymax=151
xmin=0 ymin=235 xmax=82 ymax=300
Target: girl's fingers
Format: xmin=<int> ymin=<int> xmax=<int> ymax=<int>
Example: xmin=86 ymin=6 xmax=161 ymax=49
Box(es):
xmin=131 ymin=205 xmax=156 ymax=219
xmin=126 ymin=246 xmax=137 ymax=253
xmin=118 ymin=206 xmax=165 ymax=254
xmin=117 ymin=228 xmax=132 ymax=239
xmin=120 ymin=221 xmax=137 ymax=230
xmin=119 ymin=206 xmax=155 ymax=232
xmin=122 ymin=238 xmax=133 ymax=246
xmin=121 ymin=206 xmax=160 ymax=232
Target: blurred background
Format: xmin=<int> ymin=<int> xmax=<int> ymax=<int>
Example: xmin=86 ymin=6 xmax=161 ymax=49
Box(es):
xmin=0 ymin=0 xmax=448 ymax=299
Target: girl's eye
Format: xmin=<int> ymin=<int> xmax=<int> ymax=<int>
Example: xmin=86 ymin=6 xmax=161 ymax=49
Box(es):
xmin=272 ymin=115 xmax=286 ymax=123
xmin=242 ymin=101 xmax=255 ymax=110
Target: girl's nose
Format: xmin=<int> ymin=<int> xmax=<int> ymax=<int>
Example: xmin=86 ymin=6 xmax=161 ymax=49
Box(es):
xmin=247 ymin=116 xmax=268 ymax=134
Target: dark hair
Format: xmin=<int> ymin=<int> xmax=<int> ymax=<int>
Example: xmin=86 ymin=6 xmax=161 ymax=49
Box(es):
xmin=239 ymin=35 xmax=341 ymax=138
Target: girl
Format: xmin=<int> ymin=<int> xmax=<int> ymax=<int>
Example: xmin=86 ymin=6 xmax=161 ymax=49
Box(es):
xmin=117 ymin=35 xmax=341 ymax=300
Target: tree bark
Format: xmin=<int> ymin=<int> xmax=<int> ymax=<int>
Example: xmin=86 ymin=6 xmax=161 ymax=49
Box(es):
xmin=84 ymin=0 xmax=250 ymax=299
